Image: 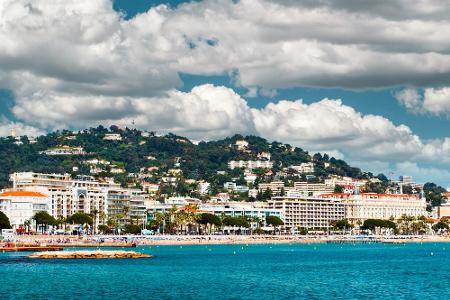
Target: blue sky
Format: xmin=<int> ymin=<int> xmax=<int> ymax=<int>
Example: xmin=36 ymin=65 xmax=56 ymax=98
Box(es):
xmin=1 ymin=0 xmax=450 ymax=185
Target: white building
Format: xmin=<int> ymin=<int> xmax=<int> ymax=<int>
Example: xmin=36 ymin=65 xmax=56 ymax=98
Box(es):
xmin=292 ymin=182 xmax=334 ymax=197
xmin=197 ymin=182 xmax=210 ymax=195
xmin=268 ymin=196 xmax=345 ymax=231
xmin=288 ymin=162 xmax=315 ymax=174
xmin=235 ymin=140 xmax=249 ymax=150
xmin=39 ymin=146 xmax=86 ymax=156
xmin=321 ymin=193 xmax=427 ymax=224
xmin=258 ymin=181 xmax=286 ymax=194
xmin=147 ymin=201 xmax=283 ymax=229
xmin=228 ymin=160 xmax=273 ymax=170
xmin=103 ymin=133 xmax=122 ymax=141
xmin=0 ymin=191 xmax=51 ymax=229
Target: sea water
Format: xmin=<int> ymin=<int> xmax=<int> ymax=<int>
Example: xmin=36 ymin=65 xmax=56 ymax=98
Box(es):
xmin=1 ymin=243 xmax=449 ymax=299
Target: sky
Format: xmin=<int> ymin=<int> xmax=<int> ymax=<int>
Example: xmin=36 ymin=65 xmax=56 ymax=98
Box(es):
xmin=1 ymin=0 xmax=450 ymax=185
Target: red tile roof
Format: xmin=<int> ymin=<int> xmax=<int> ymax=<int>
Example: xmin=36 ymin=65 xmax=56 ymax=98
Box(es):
xmin=0 ymin=191 xmax=47 ymax=197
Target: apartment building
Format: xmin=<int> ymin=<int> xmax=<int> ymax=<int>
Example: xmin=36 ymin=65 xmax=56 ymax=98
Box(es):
xmin=258 ymin=181 xmax=286 ymax=194
xmin=268 ymin=196 xmax=345 ymax=232
xmin=8 ymin=172 xmax=146 ymax=226
xmin=292 ymin=182 xmax=335 ymax=197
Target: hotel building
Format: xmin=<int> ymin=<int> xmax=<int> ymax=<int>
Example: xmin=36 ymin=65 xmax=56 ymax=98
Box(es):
xmin=321 ymin=193 xmax=427 ymax=224
xmin=0 ymin=191 xmax=51 ymax=229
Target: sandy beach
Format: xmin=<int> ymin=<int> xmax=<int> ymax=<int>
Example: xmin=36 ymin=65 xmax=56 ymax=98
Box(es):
xmin=2 ymin=234 xmax=450 ymax=248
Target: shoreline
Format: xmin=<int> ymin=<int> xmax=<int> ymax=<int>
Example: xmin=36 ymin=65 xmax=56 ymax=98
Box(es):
xmin=3 ymin=235 xmax=450 ymax=247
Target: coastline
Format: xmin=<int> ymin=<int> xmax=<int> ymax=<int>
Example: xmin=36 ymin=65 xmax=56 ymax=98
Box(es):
xmin=3 ymin=234 xmax=450 ymax=248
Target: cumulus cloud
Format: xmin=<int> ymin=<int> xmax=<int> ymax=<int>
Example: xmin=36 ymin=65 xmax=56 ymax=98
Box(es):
xmin=12 ymin=84 xmax=255 ymax=140
xmin=395 ymin=87 xmax=450 ymax=115
xmin=251 ymin=98 xmax=424 ymax=161
xmin=2 ymin=0 xmax=450 ymax=99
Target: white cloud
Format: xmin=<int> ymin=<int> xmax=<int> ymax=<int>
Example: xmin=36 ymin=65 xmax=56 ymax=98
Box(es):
xmin=12 ymin=84 xmax=255 ymax=140
xmin=2 ymin=0 xmax=450 ymax=100
xmin=394 ymin=89 xmax=422 ymax=114
xmin=0 ymin=117 xmax=43 ymax=137
xmin=251 ymin=98 xmax=425 ymax=161
xmin=393 ymin=162 xmax=450 ymax=186
xmin=395 ymin=87 xmax=450 ymax=115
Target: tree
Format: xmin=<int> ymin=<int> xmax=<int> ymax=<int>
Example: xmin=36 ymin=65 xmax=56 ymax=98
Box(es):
xmin=362 ymin=219 xmax=396 ymax=231
xmin=67 ymin=212 xmax=93 ymax=226
xmin=197 ymin=213 xmax=221 ymax=234
xmin=124 ymin=224 xmax=142 ymax=234
xmin=334 ymin=185 xmax=344 ymax=193
xmin=147 ymin=212 xmax=166 ymax=233
xmin=0 ymin=211 xmax=11 ymax=230
xmin=98 ymin=224 xmax=112 ymax=234
xmin=432 ymin=220 xmax=449 ymax=233
xmin=330 ymin=219 xmax=353 ymax=231
xmin=33 ymin=211 xmax=56 ymax=233
xmin=266 ymin=215 xmax=284 ymax=234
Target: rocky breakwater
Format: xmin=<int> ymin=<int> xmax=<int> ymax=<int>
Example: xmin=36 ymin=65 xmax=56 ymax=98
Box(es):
xmin=28 ymin=250 xmax=152 ymax=259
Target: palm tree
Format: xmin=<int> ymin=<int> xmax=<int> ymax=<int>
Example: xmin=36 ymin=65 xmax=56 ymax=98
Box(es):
xmin=91 ymin=209 xmax=99 ymax=234
xmin=182 ymin=204 xmax=199 ymax=234
xmin=397 ymin=214 xmax=415 ymax=234
xmin=121 ymin=206 xmax=130 ymax=226
xmin=24 ymin=219 xmax=31 ymax=234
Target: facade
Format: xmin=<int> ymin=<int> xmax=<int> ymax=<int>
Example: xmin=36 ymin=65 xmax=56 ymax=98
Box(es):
xmin=321 ymin=193 xmax=427 ymax=224
xmin=8 ymin=172 xmax=147 ymax=227
xmin=146 ymin=201 xmax=283 ymax=228
xmin=268 ymin=196 xmax=345 ymax=232
xmin=228 ymin=160 xmax=273 ymax=170
xmin=39 ymin=146 xmax=86 ymax=156
xmin=292 ymin=182 xmax=334 ymax=197
xmin=288 ymin=162 xmax=315 ymax=174
xmin=258 ymin=181 xmax=286 ymax=195
xmin=0 ymin=191 xmax=51 ymax=229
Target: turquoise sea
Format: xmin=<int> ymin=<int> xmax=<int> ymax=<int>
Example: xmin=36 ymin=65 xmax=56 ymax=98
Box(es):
xmin=1 ymin=243 xmax=450 ymax=299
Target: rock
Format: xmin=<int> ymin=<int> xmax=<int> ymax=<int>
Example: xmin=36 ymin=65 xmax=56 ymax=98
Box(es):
xmin=28 ymin=250 xmax=152 ymax=259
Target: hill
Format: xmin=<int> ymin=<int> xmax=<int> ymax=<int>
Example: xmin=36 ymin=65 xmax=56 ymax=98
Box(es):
xmin=0 ymin=125 xmax=381 ymax=189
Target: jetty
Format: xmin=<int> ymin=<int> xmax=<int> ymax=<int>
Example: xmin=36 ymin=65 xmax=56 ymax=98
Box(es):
xmin=28 ymin=250 xmax=151 ymax=259
xmin=1 ymin=246 xmax=64 ymax=252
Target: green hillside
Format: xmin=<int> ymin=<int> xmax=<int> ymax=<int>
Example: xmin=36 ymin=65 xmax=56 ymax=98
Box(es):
xmin=0 ymin=125 xmax=379 ymax=189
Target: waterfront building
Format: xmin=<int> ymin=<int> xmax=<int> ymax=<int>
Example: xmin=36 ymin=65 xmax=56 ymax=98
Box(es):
xmin=8 ymin=172 xmax=147 ymax=226
xmin=0 ymin=191 xmax=51 ymax=229
xmin=129 ymin=189 xmax=147 ymax=225
xmin=146 ymin=201 xmax=283 ymax=229
xmin=268 ymin=196 xmax=345 ymax=232
xmin=321 ymin=193 xmax=427 ymax=224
